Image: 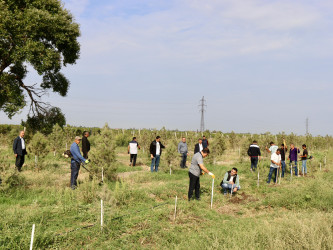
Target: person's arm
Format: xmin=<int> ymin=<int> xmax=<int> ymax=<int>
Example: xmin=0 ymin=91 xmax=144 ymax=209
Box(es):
xmin=13 ymin=137 xmax=18 ymax=156
xmin=223 ymin=172 xmax=228 ymax=183
xmin=160 ymin=142 xmax=165 ymax=149
xmin=137 ymin=142 xmax=141 ymax=150
xmin=198 ymin=163 xmax=215 ymax=178
xmin=266 ymin=146 xmax=271 ymax=153
xmin=71 ymin=144 xmax=86 ymax=163
xmin=198 ymin=164 xmax=209 ymax=174
xmin=258 ymin=148 xmax=261 ymax=160
xmin=127 ymin=145 xmax=130 ymax=154
xmin=178 ymin=143 xmax=181 ymax=153
xmin=235 ymin=176 xmax=240 ymax=189
xmin=150 ymin=142 xmax=154 ymax=158
xmin=207 ymin=140 xmax=209 ymax=146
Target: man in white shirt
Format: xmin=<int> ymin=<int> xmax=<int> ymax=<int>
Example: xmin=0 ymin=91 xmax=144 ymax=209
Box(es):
xmin=13 ymin=131 xmax=27 ymax=172
xmin=266 ymin=142 xmax=278 ymax=155
xmin=194 ymin=138 xmax=204 ymax=154
xmin=128 ymin=137 xmax=140 ymax=166
xmin=267 ymin=149 xmax=281 ymax=184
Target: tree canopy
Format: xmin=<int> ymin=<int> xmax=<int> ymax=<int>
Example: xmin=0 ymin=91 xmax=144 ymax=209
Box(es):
xmin=0 ymin=0 xmax=80 ymax=118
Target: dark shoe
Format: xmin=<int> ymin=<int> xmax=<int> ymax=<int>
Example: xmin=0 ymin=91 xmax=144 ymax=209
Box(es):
xmin=195 ymin=198 xmax=201 ymax=201
xmin=71 ymin=185 xmax=77 ymax=190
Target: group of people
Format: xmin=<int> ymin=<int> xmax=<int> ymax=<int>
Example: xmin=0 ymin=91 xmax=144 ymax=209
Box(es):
xmin=127 ymin=135 xmax=240 ymax=200
xmin=9 ymin=131 xmax=241 ymax=198
xmin=247 ymin=140 xmax=309 ymax=183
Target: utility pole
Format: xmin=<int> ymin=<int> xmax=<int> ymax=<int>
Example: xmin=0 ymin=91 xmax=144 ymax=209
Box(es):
xmin=306 ymin=117 xmax=309 ymax=135
xmin=199 ymin=96 xmax=206 ymax=132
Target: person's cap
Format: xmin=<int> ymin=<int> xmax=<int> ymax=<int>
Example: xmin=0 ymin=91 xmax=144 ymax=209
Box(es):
xmin=75 ymin=136 xmax=81 ymax=140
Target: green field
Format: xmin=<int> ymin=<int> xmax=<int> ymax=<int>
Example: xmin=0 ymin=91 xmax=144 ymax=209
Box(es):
xmin=0 ymin=127 xmax=332 ymax=249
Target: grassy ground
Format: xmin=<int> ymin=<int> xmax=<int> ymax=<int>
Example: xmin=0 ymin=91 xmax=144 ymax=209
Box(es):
xmin=0 ymin=145 xmax=332 ymax=249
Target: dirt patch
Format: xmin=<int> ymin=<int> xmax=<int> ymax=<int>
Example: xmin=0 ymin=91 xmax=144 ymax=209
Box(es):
xmin=216 ymin=204 xmax=240 ymax=216
xmin=229 ymin=192 xmax=258 ymax=204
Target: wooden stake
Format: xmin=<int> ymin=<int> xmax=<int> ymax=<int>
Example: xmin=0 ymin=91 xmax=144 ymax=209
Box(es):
xmin=173 ymin=196 xmax=178 ymax=221
xmin=320 ymin=163 xmax=322 ymax=171
xmin=102 ymin=167 xmax=104 ymax=182
xmin=30 ymin=224 xmax=35 ymax=250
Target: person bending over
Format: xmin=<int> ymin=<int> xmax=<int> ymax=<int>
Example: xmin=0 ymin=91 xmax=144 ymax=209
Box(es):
xmin=188 ymin=148 xmax=215 ymax=201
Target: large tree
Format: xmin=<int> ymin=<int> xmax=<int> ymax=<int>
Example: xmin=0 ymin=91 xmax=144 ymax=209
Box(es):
xmin=0 ymin=0 xmax=80 ymax=118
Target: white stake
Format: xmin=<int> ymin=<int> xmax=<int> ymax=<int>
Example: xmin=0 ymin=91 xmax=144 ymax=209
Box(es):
xmin=170 ymin=167 xmax=171 ymax=175
xmin=66 ymin=142 xmax=68 ymax=150
xmin=102 ymin=167 xmax=104 ymax=182
xmin=30 ymin=224 xmax=35 ymax=250
xmin=173 ymin=196 xmax=178 ymax=221
xmin=210 ymin=179 xmax=214 ymax=209
xmin=297 ymin=161 xmax=300 ymax=177
xmin=230 ymin=184 xmax=233 ymax=199
xmin=320 ymin=163 xmax=322 ymax=171
xmin=101 ymin=200 xmax=103 ymax=230
xmin=290 ymin=162 xmax=293 ymax=181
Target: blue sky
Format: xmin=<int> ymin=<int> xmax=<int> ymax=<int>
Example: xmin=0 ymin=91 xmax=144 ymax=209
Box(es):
xmin=1 ymin=0 xmax=333 ymax=135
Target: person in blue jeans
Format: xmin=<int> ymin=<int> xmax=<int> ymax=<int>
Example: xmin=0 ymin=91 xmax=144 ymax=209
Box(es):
xmin=267 ymin=149 xmax=281 ymax=184
xmin=70 ymin=136 xmax=89 ymax=189
xmin=300 ymin=144 xmax=308 ymax=176
xmin=149 ymin=136 xmax=165 ymax=172
xmin=221 ymin=168 xmax=240 ymax=195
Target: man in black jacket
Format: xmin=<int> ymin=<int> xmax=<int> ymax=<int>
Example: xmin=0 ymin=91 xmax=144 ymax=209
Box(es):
xmin=149 ymin=136 xmax=165 ymax=172
xmin=81 ymin=131 xmax=90 ymax=159
xmin=194 ymin=138 xmax=204 ymax=154
xmin=247 ymin=140 xmax=261 ymax=171
xmin=13 ymin=131 xmax=27 ymax=172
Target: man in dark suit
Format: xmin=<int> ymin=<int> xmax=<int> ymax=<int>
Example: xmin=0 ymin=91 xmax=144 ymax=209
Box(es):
xmin=81 ymin=131 xmax=90 ymax=159
xmin=13 ymin=131 xmax=27 ymax=172
xmin=194 ymin=138 xmax=204 ymax=154
xmin=149 ymin=136 xmax=165 ymax=172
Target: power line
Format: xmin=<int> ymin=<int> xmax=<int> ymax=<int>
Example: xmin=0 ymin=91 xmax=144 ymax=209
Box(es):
xmin=198 ymin=96 xmax=206 ymax=132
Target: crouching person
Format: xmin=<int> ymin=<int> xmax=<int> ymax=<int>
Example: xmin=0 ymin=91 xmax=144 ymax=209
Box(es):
xmin=70 ymin=136 xmax=89 ymax=190
xmin=221 ymin=168 xmax=240 ymax=195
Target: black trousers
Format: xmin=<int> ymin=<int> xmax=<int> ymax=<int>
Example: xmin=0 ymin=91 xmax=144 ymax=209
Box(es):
xmin=180 ymin=153 xmax=187 ymax=168
xmin=15 ymin=155 xmax=25 ymax=171
xmin=188 ymin=172 xmax=200 ymax=199
xmin=130 ymin=154 xmax=137 ymax=166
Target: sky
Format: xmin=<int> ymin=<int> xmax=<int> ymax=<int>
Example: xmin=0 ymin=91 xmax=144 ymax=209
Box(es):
xmin=1 ymin=0 xmax=333 ymax=135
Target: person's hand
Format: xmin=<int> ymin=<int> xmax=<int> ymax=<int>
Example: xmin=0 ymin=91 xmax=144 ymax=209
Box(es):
xmin=15 ymin=154 xmax=17 ymax=157
xmin=233 ymin=188 xmax=237 ymax=192
xmin=229 ymin=181 xmax=234 ymax=185
xmin=208 ymin=172 xmax=215 ymax=179
xmin=187 ymin=153 xmax=189 ymax=156
xmin=201 ymin=171 xmax=205 ymax=175
xmin=151 ymin=154 xmax=154 ymax=159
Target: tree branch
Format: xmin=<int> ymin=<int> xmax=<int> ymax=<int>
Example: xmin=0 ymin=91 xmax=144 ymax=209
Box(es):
xmin=18 ymin=79 xmax=50 ymax=116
